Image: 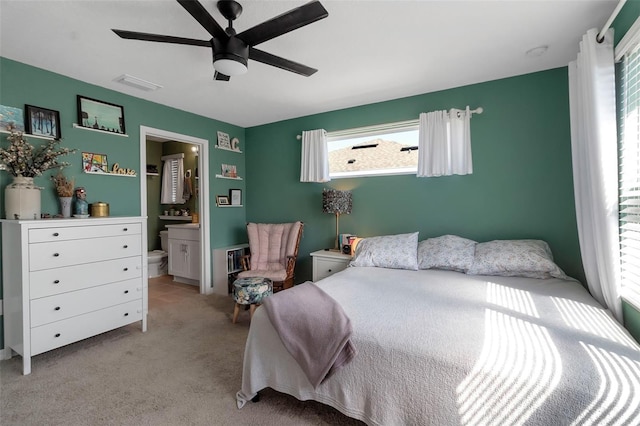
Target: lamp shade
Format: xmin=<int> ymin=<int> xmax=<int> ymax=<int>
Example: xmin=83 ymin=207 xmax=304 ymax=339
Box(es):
xmin=322 ymin=189 xmax=352 ymax=214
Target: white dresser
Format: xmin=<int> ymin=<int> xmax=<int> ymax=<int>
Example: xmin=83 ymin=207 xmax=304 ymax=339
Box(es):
xmin=1 ymin=216 xmax=148 ymax=375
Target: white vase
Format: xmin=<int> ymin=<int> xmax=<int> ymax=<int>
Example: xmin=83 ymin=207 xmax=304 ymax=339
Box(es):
xmin=4 ymin=175 xmax=41 ymax=220
xmin=59 ymin=196 xmax=72 ymax=218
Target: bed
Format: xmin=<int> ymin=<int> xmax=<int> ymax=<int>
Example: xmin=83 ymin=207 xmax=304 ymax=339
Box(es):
xmin=236 ymin=234 xmax=640 ymax=425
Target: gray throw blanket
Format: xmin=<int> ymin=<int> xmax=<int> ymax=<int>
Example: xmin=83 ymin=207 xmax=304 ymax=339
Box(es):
xmin=262 ymin=282 xmax=356 ymax=388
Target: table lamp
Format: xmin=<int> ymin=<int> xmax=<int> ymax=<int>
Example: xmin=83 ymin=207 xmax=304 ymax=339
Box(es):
xmin=322 ymin=188 xmax=352 ymax=251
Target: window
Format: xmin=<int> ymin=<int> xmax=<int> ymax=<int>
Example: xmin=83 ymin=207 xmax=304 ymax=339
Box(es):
xmin=161 ymin=154 xmax=184 ymax=204
xmin=328 ymin=120 xmax=418 ymax=178
xmin=619 ymin=44 xmax=640 ymax=308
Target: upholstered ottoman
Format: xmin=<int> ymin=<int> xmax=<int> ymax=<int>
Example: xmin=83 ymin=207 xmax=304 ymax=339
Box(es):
xmin=232 ymin=277 xmax=273 ymax=323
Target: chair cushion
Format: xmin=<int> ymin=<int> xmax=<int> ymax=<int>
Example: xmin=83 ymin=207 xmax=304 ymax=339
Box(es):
xmin=238 ymin=269 xmax=288 ymax=282
xmin=246 ymin=222 xmax=302 ymax=272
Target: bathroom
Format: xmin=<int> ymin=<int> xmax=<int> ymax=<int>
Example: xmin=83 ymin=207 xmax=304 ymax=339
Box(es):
xmin=146 ymin=137 xmax=201 ymax=285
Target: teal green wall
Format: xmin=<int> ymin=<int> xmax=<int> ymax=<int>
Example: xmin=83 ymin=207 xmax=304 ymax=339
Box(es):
xmin=615 ymin=1 xmax=640 ymax=342
xmin=245 ymin=68 xmax=582 ymax=285
xmin=0 ymin=57 xmax=248 ymax=348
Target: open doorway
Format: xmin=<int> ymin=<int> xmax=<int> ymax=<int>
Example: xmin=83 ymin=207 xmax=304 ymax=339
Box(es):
xmin=139 ymin=126 xmax=212 ymax=295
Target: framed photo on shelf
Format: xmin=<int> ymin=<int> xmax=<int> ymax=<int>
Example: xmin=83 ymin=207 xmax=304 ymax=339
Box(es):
xmin=217 ymin=131 xmax=231 ymax=149
xmin=0 ymin=105 xmax=24 ymax=132
xmin=221 ymin=163 xmax=237 ymax=178
xmin=216 ymin=195 xmax=230 ymax=206
xmin=230 ymin=189 xmax=242 ymax=205
xmin=25 ymin=105 xmax=61 ymax=139
xmin=77 ymin=95 xmax=126 ymax=134
xmin=82 ymin=152 xmax=109 ymax=173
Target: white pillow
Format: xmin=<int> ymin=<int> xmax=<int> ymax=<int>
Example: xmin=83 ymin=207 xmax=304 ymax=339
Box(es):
xmin=466 ymin=239 xmax=568 ymax=279
xmin=350 ymin=232 xmax=419 ymax=270
xmin=418 ymin=235 xmax=477 ymax=272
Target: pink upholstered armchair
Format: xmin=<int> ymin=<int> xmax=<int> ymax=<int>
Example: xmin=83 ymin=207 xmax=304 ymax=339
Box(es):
xmin=237 ymin=221 xmax=304 ymax=292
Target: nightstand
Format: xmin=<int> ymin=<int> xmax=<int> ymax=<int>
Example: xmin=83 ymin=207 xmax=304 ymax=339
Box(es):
xmin=310 ymin=250 xmax=352 ymax=282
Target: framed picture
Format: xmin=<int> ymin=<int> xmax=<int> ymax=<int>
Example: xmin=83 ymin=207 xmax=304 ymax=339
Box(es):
xmin=0 ymin=105 xmax=24 ymax=132
xmin=82 ymin=152 xmax=109 ymax=173
xmin=25 ymin=105 xmax=61 ymax=139
xmin=221 ymin=163 xmax=237 ymax=178
xmin=230 ymin=188 xmax=242 ymax=205
xmin=217 ymin=131 xmax=231 ymax=149
xmin=77 ymin=95 xmax=126 ymax=134
xmin=216 ymin=195 xmax=230 ymax=206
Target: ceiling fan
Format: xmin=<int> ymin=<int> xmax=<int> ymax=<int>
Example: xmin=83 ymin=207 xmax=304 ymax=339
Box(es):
xmin=112 ymin=0 xmax=328 ymax=81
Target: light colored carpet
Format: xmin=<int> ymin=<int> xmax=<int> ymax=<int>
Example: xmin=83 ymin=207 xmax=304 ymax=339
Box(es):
xmin=0 ymin=277 xmax=363 ymax=426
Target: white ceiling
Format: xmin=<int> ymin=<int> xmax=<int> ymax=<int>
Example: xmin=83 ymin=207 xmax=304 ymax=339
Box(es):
xmin=0 ymin=0 xmax=619 ymax=128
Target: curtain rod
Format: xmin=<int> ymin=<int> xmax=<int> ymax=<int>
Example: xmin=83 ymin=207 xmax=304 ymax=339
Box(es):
xmin=597 ymin=0 xmax=627 ymax=42
xmin=296 ymin=106 xmax=483 ymax=140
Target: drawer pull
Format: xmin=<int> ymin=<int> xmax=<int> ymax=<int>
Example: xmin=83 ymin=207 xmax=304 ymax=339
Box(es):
xmin=124 ymin=312 xmax=129 ymax=317
xmin=124 ymin=290 xmax=129 ymax=294
xmin=54 ymin=306 xmax=61 ymax=311
xmin=53 ymin=232 xmax=59 ymax=237
xmin=123 ymin=228 xmax=128 ymax=231
xmin=54 ymin=280 xmax=60 ymax=284
xmin=53 ymin=253 xmax=60 ymax=257
xmin=55 ymin=333 xmax=61 ymax=338
xmin=123 ymin=267 xmax=129 ymax=271
xmin=328 ymin=269 xmax=332 ymax=272
xmin=123 ymin=245 xmax=128 ymax=249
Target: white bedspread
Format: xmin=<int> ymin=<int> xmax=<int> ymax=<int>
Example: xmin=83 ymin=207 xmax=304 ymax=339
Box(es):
xmin=237 ymin=267 xmax=640 ymax=425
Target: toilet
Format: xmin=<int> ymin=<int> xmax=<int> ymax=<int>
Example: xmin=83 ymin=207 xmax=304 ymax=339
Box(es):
xmin=148 ymin=230 xmax=169 ymax=278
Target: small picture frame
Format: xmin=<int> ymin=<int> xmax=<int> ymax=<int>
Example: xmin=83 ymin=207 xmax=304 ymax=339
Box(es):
xmin=25 ymin=105 xmax=61 ymax=139
xmin=221 ymin=163 xmax=237 ymax=178
xmin=77 ymin=95 xmax=126 ymax=134
xmin=217 ymin=131 xmax=231 ymax=149
xmin=0 ymin=105 xmax=25 ymax=132
xmin=216 ymin=195 xmax=230 ymax=206
xmin=82 ymin=152 xmax=109 ymax=173
xmin=230 ymin=188 xmax=242 ymax=205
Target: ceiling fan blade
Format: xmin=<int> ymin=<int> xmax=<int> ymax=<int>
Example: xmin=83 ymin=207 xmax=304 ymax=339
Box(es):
xmin=214 ymin=71 xmax=231 ymax=81
xmin=237 ymin=0 xmax=328 ymax=47
xmin=112 ymin=29 xmax=211 ymax=47
xmin=177 ymin=0 xmax=227 ymax=40
xmin=249 ymin=47 xmax=317 ymax=77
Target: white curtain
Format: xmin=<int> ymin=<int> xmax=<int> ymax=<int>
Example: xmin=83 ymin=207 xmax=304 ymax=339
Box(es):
xmin=417 ymin=107 xmax=472 ymax=177
xmin=300 ymin=129 xmax=330 ymax=182
xmin=568 ymin=28 xmax=621 ymax=321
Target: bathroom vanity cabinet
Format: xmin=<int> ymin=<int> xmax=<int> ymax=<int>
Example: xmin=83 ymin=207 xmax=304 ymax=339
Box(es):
xmin=0 ymin=216 xmax=147 ymax=375
xmin=166 ymin=224 xmax=200 ymax=285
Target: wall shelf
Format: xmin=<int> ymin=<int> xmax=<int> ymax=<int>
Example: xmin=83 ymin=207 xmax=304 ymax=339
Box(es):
xmin=0 ymin=129 xmax=55 ymax=140
xmin=215 ymin=145 xmax=242 ymax=154
xmin=159 ymin=215 xmax=193 ymax=221
xmin=83 ymin=170 xmax=137 ymax=178
xmin=215 ymin=174 xmax=243 ymax=180
xmin=146 ymin=172 xmax=159 ymax=176
xmin=218 ymin=205 xmax=243 ymax=208
xmin=72 ymin=123 xmax=128 ymax=137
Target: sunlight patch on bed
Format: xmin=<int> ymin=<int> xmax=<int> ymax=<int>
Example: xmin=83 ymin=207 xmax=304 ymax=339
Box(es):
xmin=570 ymin=343 xmax=640 ymax=425
xmin=456 ymin=309 xmax=561 ymax=425
xmin=552 ymin=297 xmax=639 ymax=348
xmin=486 ymin=281 xmax=539 ymax=317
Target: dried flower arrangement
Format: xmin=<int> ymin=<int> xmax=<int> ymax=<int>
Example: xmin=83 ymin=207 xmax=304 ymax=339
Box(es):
xmin=0 ymin=130 xmax=76 ymax=177
xmin=51 ymin=171 xmax=74 ymax=197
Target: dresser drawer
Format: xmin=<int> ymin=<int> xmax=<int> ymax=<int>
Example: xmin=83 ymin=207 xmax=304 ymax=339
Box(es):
xmin=29 ymin=235 xmax=141 ymax=271
xmin=31 ymin=299 xmax=143 ymax=356
xmin=314 ymin=257 xmax=350 ymax=281
xmin=29 ymin=223 xmax=142 ymax=243
xmin=31 ymin=279 xmax=143 ymax=327
xmin=30 ymin=257 xmax=142 ymax=299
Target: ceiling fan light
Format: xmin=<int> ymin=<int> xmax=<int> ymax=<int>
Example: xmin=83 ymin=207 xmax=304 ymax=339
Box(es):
xmin=213 ymin=57 xmax=248 ymax=76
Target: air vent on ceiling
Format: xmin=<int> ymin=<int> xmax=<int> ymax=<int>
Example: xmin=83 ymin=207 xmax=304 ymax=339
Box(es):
xmin=113 ymin=74 xmax=162 ymax=91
